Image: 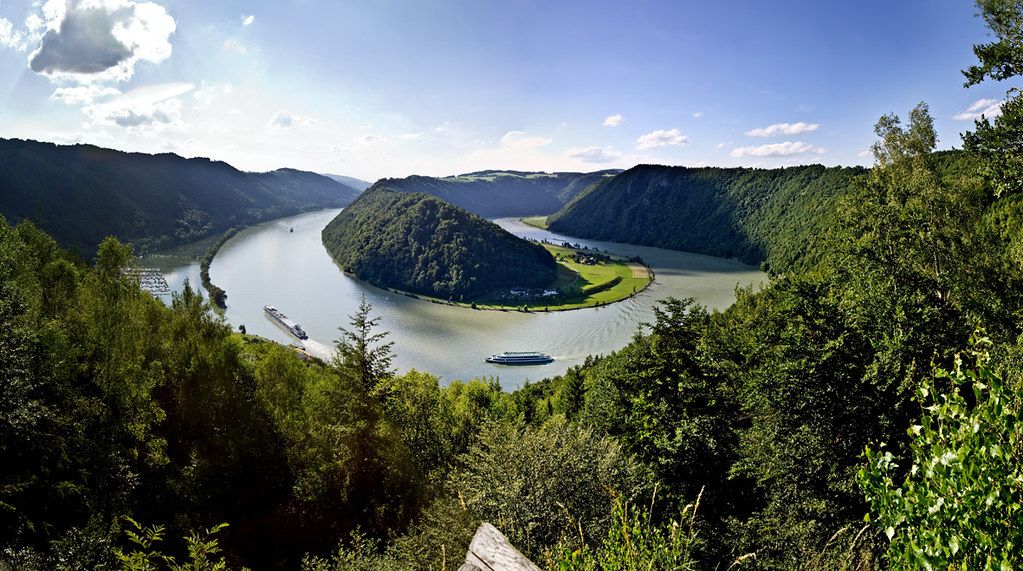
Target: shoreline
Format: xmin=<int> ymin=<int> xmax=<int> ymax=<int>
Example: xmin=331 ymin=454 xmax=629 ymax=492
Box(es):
xmin=341 ymin=242 xmax=656 ymax=314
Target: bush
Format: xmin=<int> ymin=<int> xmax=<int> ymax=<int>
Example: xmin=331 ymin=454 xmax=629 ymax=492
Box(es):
xmin=860 ymin=334 xmax=1023 ymax=569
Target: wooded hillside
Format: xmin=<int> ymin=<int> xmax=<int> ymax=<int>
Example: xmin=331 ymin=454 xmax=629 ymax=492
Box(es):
xmin=0 ymin=139 xmax=362 ymax=256
xmin=322 ymin=185 xmax=557 ymax=300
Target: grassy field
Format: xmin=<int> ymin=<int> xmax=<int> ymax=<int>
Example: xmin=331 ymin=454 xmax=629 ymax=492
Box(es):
xmin=521 ymin=216 xmax=549 ymax=229
xmin=467 ymin=243 xmax=652 ymax=311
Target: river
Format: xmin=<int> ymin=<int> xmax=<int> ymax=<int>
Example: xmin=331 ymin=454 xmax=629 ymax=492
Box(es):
xmin=147 ymin=209 xmax=767 ymax=389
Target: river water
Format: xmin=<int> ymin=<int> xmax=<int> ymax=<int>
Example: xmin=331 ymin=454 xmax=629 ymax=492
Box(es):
xmin=148 ymin=209 xmax=767 ymax=389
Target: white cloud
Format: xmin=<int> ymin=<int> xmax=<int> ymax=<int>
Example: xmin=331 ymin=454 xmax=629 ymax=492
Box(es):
xmin=953 ymin=98 xmax=1003 ymax=121
xmin=0 ymin=17 xmax=27 ymax=50
xmin=268 ymin=109 xmax=318 ymax=129
xmin=50 ymin=84 xmax=121 ymax=105
xmin=635 ymin=128 xmax=688 ymax=150
xmin=730 ymin=141 xmax=825 ymax=158
xmin=355 ymin=133 xmax=386 ymax=145
xmin=83 ymin=82 xmax=193 ymax=132
xmin=241 ymin=14 xmax=255 ymax=26
xmin=715 ymin=141 xmax=732 ymax=149
xmin=223 ymin=39 xmax=247 ymax=54
xmin=434 ymin=122 xmax=454 ymax=133
xmin=692 ymin=112 xmax=703 ymax=119
xmin=602 ymin=114 xmax=623 ymax=127
xmin=192 ymin=81 xmax=234 ymax=106
xmin=499 ymin=130 xmax=552 ymax=148
xmin=399 ymin=132 xmax=423 ymax=140
xmin=566 ymin=146 xmax=622 ymax=164
xmin=28 ymin=0 xmax=177 ymax=83
xmin=269 ymin=109 xmax=295 ymax=128
xmin=745 ymin=122 xmax=819 ymax=137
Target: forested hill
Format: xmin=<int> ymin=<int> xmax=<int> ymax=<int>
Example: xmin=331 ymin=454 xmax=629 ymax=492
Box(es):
xmin=547 ymin=163 xmax=865 ymax=272
xmin=0 ymin=138 xmax=363 ymax=256
xmin=375 ymin=169 xmax=620 ymax=218
xmin=322 ymin=185 xmax=557 ymax=300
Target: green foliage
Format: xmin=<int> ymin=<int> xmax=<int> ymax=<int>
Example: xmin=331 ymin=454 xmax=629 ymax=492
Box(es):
xmin=0 ymin=139 xmax=360 ymax=256
xmin=8 ymin=8 xmax=1023 ymax=568
xmin=114 ymin=517 xmax=230 ymax=571
xmin=321 ymin=187 xmax=558 ymax=299
xmin=198 ymin=227 xmax=239 ymax=309
xmin=451 ymin=418 xmax=649 ymax=560
xmin=963 ymin=0 xmax=1023 ymax=86
xmin=860 ymin=337 xmax=1023 ymax=569
xmin=547 ymin=163 xmax=864 ymax=273
xmin=551 ymin=493 xmax=701 ymax=571
xmin=301 ymin=530 xmax=412 ymax=571
xmin=962 ymin=1 xmax=1023 ymax=199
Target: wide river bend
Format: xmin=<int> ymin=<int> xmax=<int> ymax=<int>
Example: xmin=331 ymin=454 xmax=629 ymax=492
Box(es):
xmin=150 ymin=209 xmax=767 ymax=389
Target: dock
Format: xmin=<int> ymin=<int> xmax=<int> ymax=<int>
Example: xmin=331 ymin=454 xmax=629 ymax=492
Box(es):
xmin=126 ymin=268 xmax=171 ymax=296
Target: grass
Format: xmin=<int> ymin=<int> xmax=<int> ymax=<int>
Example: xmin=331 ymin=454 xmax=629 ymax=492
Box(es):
xmin=141 ymin=232 xmax=223 ymax=264
xmin=466 ymin=243 xmax=652 ymax=312
xmin=521 ymin=216 xmax=549 ymax=229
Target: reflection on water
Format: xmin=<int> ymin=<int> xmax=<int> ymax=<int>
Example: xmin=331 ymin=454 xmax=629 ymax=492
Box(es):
xmin=155 ymin=209 xmax=767 ymax=389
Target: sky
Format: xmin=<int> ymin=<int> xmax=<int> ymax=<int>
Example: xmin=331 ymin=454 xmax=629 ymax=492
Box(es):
xmin=0 ymin=0 xmax=1013 ymax=181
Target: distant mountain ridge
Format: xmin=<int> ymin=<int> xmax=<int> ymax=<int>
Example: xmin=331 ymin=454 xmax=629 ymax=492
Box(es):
xmin=0 ymin=138 xmax=363 ymax=255
xmin=322 ymin=182 xmax=557 ymax=300
xmin=373 ymin=169 xmax=621 ymax=218
xmin=323 ymin=173 xmax=373 ymax=192
xmin=547 ymin=163 xmax=866 ymax=273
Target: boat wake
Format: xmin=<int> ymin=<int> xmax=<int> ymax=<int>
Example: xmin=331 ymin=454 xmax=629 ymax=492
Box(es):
xmin=302 ymin=339 xmax=335 ymax=361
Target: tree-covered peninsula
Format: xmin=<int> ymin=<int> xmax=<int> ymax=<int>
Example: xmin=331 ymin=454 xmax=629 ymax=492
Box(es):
xmin=322 ymin=185 xmax=557 ymax=300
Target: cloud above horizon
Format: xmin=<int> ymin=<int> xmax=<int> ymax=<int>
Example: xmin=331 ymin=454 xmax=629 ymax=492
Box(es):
xmin=82 ymin=82 xmax=193 ymax=131
xmin=745 ymin=122 xmax=819 ymax=137
xmin=500 ymin=130 xmax=552 ymax=148
xmin=566 ymin=146 xmax=622 ymax=164
xmin=636 ymin=128 xmax=688 ymax=150
xmin=269 ymin=109 xmax=294 ymax=128
xmin=953 ymin=98 xmax=1003 ymax=121
xmin=602 ymin=114 xmax=623 ymax=127
xmin=27 ymin=0 xmax=176 ymax=83
xmin=268 ymin=109 xmax=321 ymax=129
xmin=730 ymin=141 xmax=825 ymax=157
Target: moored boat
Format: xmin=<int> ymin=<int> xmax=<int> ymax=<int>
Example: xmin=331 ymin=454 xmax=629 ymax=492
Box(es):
xmin=484 ymin=351 xmax=554 ymax=365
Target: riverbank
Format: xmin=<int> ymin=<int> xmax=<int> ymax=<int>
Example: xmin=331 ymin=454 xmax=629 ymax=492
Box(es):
xmin=521 ymin=215 xmax=549 ymax=229
xmin=200 ymin=227 xmax=242 ymax=309
xmin=171 ymin=208 xmax=766 ymax=387
xmin=363 ymin=242 xmax=653 ymax=313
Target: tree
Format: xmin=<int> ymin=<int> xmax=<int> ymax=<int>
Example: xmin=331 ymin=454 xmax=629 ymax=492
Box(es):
xmin=299 ymin=297 xmax=418 ymax=549
xmin=452 ymin=418 xmax=647 ymax=559
xmin=332 ymin=295 xmax=394 ymax=394
xmin=962 ymin=0 xmax=1023 ymax=198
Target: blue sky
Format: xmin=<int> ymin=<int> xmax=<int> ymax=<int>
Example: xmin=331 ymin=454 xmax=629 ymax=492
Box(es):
xmin=0 ymin=0 xmax=1011 ymax=181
